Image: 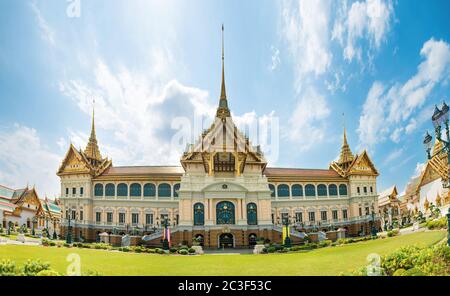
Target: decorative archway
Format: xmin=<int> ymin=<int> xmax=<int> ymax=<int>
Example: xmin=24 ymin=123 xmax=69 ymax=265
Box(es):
xmin=218 ymin=233 xmax=234 ymax=248
xmin=216 ymin=201 xmax=235 ymax=225
xmin=248 ymin=233 xmax=257 ymax=246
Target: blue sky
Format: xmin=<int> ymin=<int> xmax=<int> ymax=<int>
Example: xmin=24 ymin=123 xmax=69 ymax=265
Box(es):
xmin=1 ymin=0 xmax=450 ymax=198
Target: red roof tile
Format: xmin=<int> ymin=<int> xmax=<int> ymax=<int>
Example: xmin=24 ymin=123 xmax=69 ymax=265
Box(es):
xmin=264 ymin=167 xmax=344 ymax=179
xmin=102 ymin=166 xmax=185 ymax=176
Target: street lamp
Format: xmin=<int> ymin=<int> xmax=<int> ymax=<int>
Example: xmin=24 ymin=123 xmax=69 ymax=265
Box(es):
xmin=279 ymin=215 xmax=292 ymax=248
xmin=424 ymin=101 xmax=450 ymax=246
xmin=370 ymin=205 xmax=377 ymax=237
xmin=161 ymin=216 xmax=171 ymax=250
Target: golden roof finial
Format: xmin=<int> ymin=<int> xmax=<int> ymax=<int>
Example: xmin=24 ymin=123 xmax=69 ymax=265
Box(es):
xmin=216 ymin=24 xmax=231 ymax=119
xmin=84 ymin=98 xmax=102 ymax=161
xmin=338 ymin=113 xmax=354 ymax=165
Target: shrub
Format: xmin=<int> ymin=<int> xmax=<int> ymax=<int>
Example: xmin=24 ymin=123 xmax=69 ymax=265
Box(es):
xmin=188 ymin=248 xmax=196 ymax=254
xmin=336 ymin=238 xmax=347 ymax=245
xmin=273 ymin=244 xmax=283 ymax=251
xmin=169 ymin=247 xmax=177 ymax=253
xmin=261 ymin=247 xmax=268 ymax=253
xmin=387 ymin=230 xmax=399 ymax=237
xmin=41 ymin=239 xmax=50 ymax=246
xmin=277 ymin=247 xmax=289 ymax=253
xmin=319 ymin=240 xmax=332 ymax=248
xmin=178 ymin=249 xmax=189 ymax=255
xmin=21 ymin=259 xmax=51 ymax=276
xmin=36 ymin=269 xmax=60 ymax=276
xmin=63 ymin=243 xmax=72 ymax=248
xmin=426 ymin=217 xmax=448 ymax=230
xmin=92 ymin=243 xmax=111 ymax=250
xmin=0 ymin=259 xmax=16 ymax=276
xmin=49 ymin=241 xmax=56 ymax=247
xmin=120 ymin=247 xmax=130 ymax=252
xmin=267 ymin=246 xmax=276 ymax=253
xmin=155 ymin=248 xmax=165 ymax=254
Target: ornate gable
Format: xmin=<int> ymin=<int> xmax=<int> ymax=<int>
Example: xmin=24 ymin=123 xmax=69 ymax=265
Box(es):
xmin=57 ymin=144 xmax=91 ymax=176
xmin=418 ymin=162 xmax=440 ymax=187
xmin=347 ymin=150 xmax=379 ymax=176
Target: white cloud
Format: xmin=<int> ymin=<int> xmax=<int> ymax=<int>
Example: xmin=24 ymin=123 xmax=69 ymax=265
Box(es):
xmin=59 ymin=58 xmax=217 ymax=165
xmin=0 ymin=124 xmax=61 ymax=198
xmin=358 ymin=38 xmax=450 ymax=149
xmin=382 ymin=147 xmax=403 ymax=165
xmin=390 ymin=127 xmax=403 ymax=143
xmin=413 ymin=162 xmax=426 ymax=178
xmin=59 ymin=50 xmax=278 ymax=166
xmin=333 ymin=0 xmax=394 ymax=62
xmin=286 ymin=87 xmax=331 ymax=151
xmin=388 ymin=39 xmax=450 ymax=123
xmin=357 ymin=81 xmax=388 ymax=148
xmin=269 ymin=46 xmax=281 ymax=71
xmin=29 ymin=1 xmax=55 ymax=46
xmin=281 ymin=0 xmax=333 ymax=84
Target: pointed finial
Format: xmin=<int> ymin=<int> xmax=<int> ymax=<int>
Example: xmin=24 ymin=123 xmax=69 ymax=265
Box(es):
xmin=338 ymin=112 xmax=354 ymax=165
xmin=84 ymin=97 xmax=102 ymax=161
xmin=216 ymin=24 xmax=230 ymax=119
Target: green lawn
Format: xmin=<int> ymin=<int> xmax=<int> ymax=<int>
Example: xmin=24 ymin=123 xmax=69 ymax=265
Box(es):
xmin=0 ymin=231 xmax=446 ymax=276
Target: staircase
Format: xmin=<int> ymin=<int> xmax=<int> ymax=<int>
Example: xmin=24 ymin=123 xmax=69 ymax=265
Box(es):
xmin=273 ymin=225 xmax=308 ymax=239
xmin=141 ymin=227 xmax=179 ymax=242
xmin=317 ymin=231 xmax=327 ymax=242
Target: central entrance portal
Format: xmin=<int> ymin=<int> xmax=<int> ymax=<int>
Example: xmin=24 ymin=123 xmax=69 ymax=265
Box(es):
xmin=218 ymin=233 xmax=234 ymax=248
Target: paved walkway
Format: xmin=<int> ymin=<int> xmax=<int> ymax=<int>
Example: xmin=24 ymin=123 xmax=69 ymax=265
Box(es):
xmin=0 ymin=236 xmax=42 ymax=246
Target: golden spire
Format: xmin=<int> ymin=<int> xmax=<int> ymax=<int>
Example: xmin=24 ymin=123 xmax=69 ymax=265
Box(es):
xmin=216 ymin=24 xmax=231 ymax=119
xmin=338 ymin=114 xmax=354 ymax=165
xmin=84 ymin=100 xmax=102 ymax=161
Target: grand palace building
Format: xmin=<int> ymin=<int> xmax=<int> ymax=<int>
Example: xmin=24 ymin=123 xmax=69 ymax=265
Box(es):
xmin=57 ymin=29 xmax=381 ymax=248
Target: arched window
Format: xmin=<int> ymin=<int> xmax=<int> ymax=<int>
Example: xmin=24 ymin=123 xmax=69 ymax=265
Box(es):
xmin=105 ymin=183 xmax=115 ymax=197
xmin=158 ymin=183 xmax=171 ymax=197
xmin=117 ymin=183 xmax=128 ymax=197
xmin=339 ymin=184 xmax=348 ymax=196
xmin=329 ymin=184 xmax=338 ymax=196
xmin=305 ymin=184 xmax=316 ymax=197
xmin=317 ymin=184 xmax=327 ymax=196
xmin=277 ymin=184 xmax=290 ymax=197
xmin=143 ymin=183 xmax=156 ymax=197
xmin=216 ymin=201 xmax=235 ymax=225
xmin=268 ymin=184 xmax=276 ymax=198
xmin=173 ymin=183 xmax=181 ymax=198
xmin=193 ymin=203 xmax=204 ymax=226
xmin=247 ymin=203 xmax=258 ymax=225
xmin=94 ymin=184 xmax=103 ymax=197
xmin=292 ymin=184 xmax=303 ymax=197
xmin=130 ymin=183 xmax=141 ymax=197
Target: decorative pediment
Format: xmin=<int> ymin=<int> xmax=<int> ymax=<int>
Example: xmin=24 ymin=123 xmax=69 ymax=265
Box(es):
xmin=418 ymin=162 xmax=441 ymax=187
xmin=202 ymin=182 xmax=248 ymax=193
xmin=348 ymin=150 xmax=379 ymax=176
xmin=57 ymin=144 xmax=91 ymax=175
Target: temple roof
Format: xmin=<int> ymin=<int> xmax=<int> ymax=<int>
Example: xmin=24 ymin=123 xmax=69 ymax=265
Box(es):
xmin=338 ymin=128 xmax=354 ymax=164
xmin=379 ymin=185 xmax=398 ymax=199
xmin=84 ymin=107 xmax=102 ymax=161
xmin=101 ymin=166 xmax=185 ymax=176
xmin=264 ymin=167 xmax=345 ymax=179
